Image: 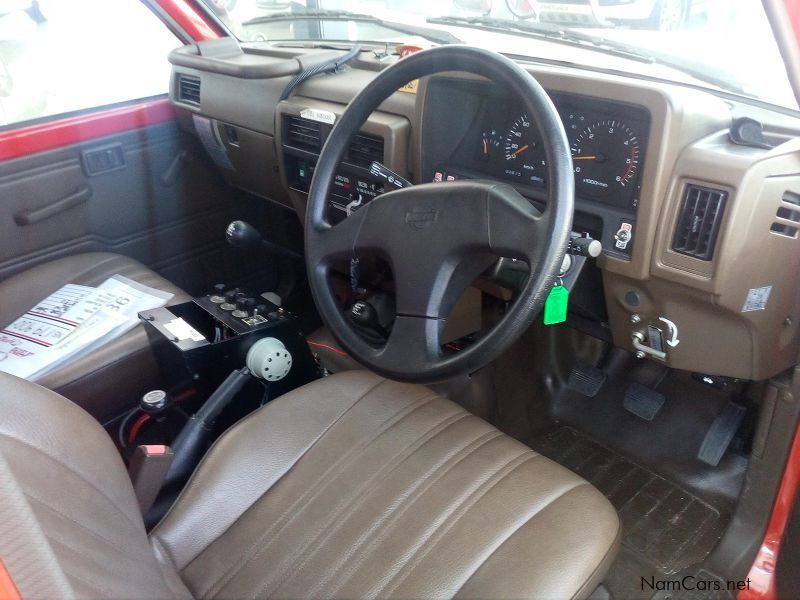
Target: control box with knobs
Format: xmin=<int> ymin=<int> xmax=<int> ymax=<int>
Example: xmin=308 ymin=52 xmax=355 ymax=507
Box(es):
xmin=139 ymin=285 xmax=319 ymax=401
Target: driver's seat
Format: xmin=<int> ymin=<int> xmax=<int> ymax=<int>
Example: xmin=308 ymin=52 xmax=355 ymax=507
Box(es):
xmin=0 ymin=369 xmax=620 ymax=599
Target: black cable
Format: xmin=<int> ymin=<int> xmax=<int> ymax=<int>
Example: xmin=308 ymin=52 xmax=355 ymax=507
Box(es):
xmin=117 ymin=407 xmax=139 ymax=448
xmin=279 ymin=44 xmax=362 ymax=102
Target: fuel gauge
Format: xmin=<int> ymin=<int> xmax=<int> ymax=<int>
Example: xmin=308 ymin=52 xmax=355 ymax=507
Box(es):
xmin=480 ymin=129 xmax=502 ymax=161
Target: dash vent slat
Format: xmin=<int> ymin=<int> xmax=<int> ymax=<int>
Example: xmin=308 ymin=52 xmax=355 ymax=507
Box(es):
xmin=347 ymin=133 xmax=384 ymax=167
xmin=672 ymin=184 xmax=727 ymax=261
xmin=285 ymin=116 xmax=323 ymax=153
xmin=177 ymin=75 xmax=201 ymax=105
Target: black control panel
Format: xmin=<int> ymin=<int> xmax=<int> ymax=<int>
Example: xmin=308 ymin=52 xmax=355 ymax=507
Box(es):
xmin=282 ymin=114 xmax=388 ymax=224
xmin=285 ymin=154 xmax=385 ymax=224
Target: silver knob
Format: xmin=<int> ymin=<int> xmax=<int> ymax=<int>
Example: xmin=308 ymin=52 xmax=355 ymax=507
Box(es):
xmin=141 ymin=390 xmax=168 ymax=414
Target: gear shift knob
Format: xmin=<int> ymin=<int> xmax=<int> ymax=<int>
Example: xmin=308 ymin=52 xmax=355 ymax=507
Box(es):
xmin=226 ymin=220 xmax=265 ymax=249
xmin=225 ymin=220 xmax=304 ymax=261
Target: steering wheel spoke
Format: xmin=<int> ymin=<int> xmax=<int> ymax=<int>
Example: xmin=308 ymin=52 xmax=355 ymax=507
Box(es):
xmin=379 ymin=315 xmax=443 ymax=368
xmin=485 ymin=184 xmax=549 ymax=263
xmin=308 ymin=205 xmax=368 ymax=264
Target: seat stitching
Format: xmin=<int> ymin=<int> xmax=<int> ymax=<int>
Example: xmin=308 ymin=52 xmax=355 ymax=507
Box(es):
xmin=160 ymin=376 xmax=388 ymax=574
xmin=261 ymin=407 xmax=472 ymax=598
xmin=319 ymin=428 xmax=505 ymax=599
xmin=206 ymin=391 xmax=442 ymax=599
xmin=194 ymin=379 xmax=427 ymax=596
xmin=24 ymin=492 xmax=145 ymax=560
xmin=44 ymin=531 xmax=146 ymax=588
xmin=47 ymin=535 xmax=146 ymax=599
xmin=377 ymin=451 xmax=537 ymax=598
xmin=0 ymin=434 xmax=142 ymax=530
xmin=453 ymin=481 xmax=590 ymax=598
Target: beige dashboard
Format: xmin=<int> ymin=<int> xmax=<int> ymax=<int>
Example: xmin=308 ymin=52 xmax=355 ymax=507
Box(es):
xmin=168 ymin=39 xmax=800 ymax=382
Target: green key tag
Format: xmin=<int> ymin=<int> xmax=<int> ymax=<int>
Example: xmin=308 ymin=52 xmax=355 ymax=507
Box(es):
xmin=543 ymin=284 xmax=568 ymax=325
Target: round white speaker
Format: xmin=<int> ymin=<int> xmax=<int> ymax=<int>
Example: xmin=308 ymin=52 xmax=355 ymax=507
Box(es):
xmin=246 ymin=337 xmax=293 ymax=382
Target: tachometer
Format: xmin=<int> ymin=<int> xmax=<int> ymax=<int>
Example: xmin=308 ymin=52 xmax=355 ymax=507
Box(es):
xmin=504 ymin=114 xmax=547 ymax=187
xmin=570 ymin=119 xmax=640 ymax=198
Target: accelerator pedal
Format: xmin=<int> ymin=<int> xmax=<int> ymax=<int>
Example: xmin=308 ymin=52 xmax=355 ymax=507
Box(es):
xmin=698 ymin=402 xmax=746 ymax=467
xmin=566 ymin=365 xmax=607 ymax=398
xmin=623 ymin=383 xmax=665 ymax=421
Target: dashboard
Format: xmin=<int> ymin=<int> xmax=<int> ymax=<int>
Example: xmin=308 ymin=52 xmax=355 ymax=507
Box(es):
xmin=167 ymin=40 xmax=800 ymax=382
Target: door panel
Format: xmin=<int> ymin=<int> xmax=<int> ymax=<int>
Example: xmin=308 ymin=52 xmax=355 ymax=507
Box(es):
xmin=0 ymin=114 xmax=278 ymax=297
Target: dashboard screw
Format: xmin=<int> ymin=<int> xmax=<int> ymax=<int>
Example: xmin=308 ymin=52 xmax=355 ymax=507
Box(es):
xmin=635 ymin=350 xmax=646 ymax=359
xmin=630 ymin=314 xmax=642 ymax=324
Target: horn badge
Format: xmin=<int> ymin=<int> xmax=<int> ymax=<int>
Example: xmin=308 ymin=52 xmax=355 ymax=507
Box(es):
xmin=404 ymin=207 xmax=439 ymax=230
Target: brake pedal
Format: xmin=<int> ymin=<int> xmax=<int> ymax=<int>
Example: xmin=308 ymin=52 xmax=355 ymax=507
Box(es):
xmin=623 ymin=383 xmax=665 ymax=421
xmin=698 ymin=402 xmax=745 ymax=467
xmin=567 ymin=365 xmax=607 ymax=398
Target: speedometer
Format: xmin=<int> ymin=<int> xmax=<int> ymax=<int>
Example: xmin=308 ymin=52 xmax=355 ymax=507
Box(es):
xmin=570 ymin=119 xmax=640 ymax=198
xmin=504 ymin=114 xmax=547 ymax=187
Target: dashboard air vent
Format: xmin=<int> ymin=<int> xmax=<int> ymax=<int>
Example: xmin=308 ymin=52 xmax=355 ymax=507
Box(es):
xmin=770 ymin=190 xmax=800 ymax=238
xmin=347 ymin=133 xmax=384 ymax=167
xmin=177 ymin=75 xmax=201 ymax=105
xmin=285 ymin=116 xmax=323 ymax=153
xmin=672 ymin=184 xmax=728 ymax=261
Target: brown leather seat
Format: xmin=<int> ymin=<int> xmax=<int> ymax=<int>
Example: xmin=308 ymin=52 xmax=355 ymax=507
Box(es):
xmin=0 ymin=369 xmax=620 ymax=599
xmin=0 ymin=253 xmax=190 ymax=418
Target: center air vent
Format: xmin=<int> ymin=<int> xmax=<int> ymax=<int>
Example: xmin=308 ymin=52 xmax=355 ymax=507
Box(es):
xmin=347 ymin=133 xmax=384 ymax=167
xmin=285 ymin=116 xmax=323 ymax=153
xmin=672 ymin=184 xmax=728 ymax=261
xmin=177 ymin=75 xmax=201 ymax=105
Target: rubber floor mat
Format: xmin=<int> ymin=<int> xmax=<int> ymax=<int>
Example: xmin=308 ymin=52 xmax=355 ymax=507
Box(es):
xmin=530 ymin=426 xmax=729 ymax=600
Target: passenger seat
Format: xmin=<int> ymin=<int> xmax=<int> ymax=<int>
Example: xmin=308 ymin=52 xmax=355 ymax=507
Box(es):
xmin=0 ymin=253 xmax=190 ymax=420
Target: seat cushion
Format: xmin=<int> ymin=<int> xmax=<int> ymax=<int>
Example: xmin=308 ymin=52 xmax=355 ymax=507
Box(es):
xmin=151 ymin=370 xmax=621 ymax=599
xmin=0 ymin=253 xmax=191 ymax=418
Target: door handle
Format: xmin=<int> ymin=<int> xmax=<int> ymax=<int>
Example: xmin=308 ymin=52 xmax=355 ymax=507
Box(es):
xmin=160 ymin=151 xmax=190 ymax=187
xmin=14 ymin=184 xmax=93 ymax=226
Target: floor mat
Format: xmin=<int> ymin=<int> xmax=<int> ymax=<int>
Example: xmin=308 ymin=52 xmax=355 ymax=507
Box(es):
xmin=530 ymin=426 xmax=729 ymax=600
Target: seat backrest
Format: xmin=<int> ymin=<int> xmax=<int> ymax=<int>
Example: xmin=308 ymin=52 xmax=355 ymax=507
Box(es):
xmin=0 ymin=372 xmax=190 ymax=599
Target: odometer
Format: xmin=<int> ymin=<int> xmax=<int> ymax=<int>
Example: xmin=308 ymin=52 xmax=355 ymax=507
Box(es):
xmin=570 ymin=120 xmax=640 ymax=198
xmin=504 ymin=114 xmax=547 ymax=187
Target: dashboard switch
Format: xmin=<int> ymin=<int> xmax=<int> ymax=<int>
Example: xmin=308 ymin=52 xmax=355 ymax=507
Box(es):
xmin=615 ymin=222 xmax=633 ymax=250
xmin=568 ymin=234 xmax=602 ymax=258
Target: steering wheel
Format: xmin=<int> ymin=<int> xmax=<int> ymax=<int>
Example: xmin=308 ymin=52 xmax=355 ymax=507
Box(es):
xmin=305 ymin=45 xmax=573 ymax=383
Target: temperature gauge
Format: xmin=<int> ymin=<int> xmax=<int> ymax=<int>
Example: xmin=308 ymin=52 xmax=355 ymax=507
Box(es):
xmin=480 ymin=129 xmax=502 ymax=161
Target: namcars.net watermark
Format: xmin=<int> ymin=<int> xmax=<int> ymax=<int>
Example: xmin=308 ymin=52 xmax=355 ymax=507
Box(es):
xmin=642 ymin=575 xmax=751 ymax=593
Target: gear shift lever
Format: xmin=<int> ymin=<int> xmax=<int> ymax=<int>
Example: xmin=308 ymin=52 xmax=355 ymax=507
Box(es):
xmin=225 ymin=220 xmax=303 ymax=261
xmin=226 ymin=220 xmax=265 ymax=249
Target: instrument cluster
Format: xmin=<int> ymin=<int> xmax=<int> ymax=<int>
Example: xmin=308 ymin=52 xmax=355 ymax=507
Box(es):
xmin=445 ymin=91 xmax=650 ymax=212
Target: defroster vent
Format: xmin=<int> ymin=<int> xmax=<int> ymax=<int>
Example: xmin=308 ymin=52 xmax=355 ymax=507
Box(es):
xmin=177 ymin=75 xmax=201 ymax=105
xmin=672 ymin=184 xmax=728 ymax=261
xmin=285 ymin=116 xmax=323 ymax=153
